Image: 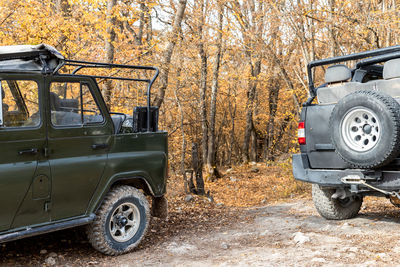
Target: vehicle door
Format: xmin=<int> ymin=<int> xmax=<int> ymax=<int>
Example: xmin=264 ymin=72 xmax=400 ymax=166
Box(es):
xmin=0 ymin=74 xmax=50 ymax=231
xmin=46 ymin=76 xmax=113 ymax=220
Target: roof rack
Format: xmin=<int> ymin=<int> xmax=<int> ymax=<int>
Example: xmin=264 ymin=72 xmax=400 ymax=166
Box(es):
xmin=62 ymin=59 xmax=159 ymax=133
xmin=0 ymin=44 xmax=159 ymax=132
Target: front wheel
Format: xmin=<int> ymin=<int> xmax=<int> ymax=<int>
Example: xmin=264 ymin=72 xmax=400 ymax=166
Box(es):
xmin=312 ymin=184 xmax=363 ymax=220
xmin=87 ymin=185 xmax=150 ymax=255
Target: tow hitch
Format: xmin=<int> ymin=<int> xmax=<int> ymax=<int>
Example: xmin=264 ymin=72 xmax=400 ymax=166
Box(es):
xmin=341 ymin=175 xmax=400 ymax=205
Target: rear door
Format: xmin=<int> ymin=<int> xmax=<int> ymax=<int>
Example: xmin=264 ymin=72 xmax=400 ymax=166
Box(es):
xmin=46 ymin=76 xmax=114 ymax=220
xmin=0 ymin=74 xmax=50 ymax=231
xmin=304 ymin=105 xmax=350 ymax=169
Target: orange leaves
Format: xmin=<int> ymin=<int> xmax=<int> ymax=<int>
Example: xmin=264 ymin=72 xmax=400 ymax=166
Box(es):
xmin=5 ymin=0 xmax=399 ymax=171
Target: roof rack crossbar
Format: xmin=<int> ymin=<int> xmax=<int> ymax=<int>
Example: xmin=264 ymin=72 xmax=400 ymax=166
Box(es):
xmin=356 ymin=51 xmax=400 ymax=68
xmin=58 ymin=74 xmax=150 ymax=83
xmin=65 ymin=59 xmax=157 ymax=70
xmin=308 ymin=45 xmax=400 ymax=69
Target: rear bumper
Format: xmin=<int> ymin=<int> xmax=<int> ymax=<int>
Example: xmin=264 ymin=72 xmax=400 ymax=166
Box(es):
xmin=292 ymin=153 xmax=365 ymax=186
xmin=293 ymin=154 xmax=400 ymax=191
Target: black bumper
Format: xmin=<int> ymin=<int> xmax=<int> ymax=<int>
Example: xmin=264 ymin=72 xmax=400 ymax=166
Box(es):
xmin=292 ymin=154 xmax=366 ymax=186
xmin=293 ymin=154 xmax=400 ymax=191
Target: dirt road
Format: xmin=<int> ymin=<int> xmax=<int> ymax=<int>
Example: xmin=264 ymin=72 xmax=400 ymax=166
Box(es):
xmin=2 ymin=198 xmax=400 ymax=266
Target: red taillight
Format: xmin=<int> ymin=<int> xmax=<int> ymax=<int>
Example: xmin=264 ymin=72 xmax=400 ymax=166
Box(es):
xmin=298 ymin=121 xmax=306 ymax=145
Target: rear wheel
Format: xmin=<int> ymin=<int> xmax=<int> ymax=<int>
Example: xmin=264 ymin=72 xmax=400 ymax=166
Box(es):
xmin=312 ymin=184 xmax=362 ymax=220
xmin=87 ymin=185 xmax=150 ymax=255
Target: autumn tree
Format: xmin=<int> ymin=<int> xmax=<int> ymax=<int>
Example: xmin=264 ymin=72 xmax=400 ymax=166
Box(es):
xmin=206 ymin=1 xmax=224 ymax=179
xmin=104 ymin=0 xmax=117 ymax=108
xmin=153 ymin=0 xmax=187 ymax=108
xmin=227 ymin=0 xmax=266 ymax=163
xmin=2 ymin=0 xmax=400 ymax=175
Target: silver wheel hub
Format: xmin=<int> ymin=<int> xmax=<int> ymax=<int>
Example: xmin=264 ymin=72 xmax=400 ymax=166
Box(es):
xmin=109 ymin=202 xmax=140 ymax=243
xmin=341 ymin=108 xmax=381 ymax=152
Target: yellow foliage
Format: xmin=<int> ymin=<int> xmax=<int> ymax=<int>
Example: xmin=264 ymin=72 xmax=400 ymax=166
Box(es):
xmin=0 ymin=0 xmax=398 ymax=172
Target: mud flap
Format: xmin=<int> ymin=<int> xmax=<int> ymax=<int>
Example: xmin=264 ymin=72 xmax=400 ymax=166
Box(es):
xmin=151 ymin=196 xmax=168 ymax=219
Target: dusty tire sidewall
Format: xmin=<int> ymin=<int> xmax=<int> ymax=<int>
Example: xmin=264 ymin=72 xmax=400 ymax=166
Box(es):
xmin=312 ymin=184 xmax=362 ymax=220
xmin=104 ymin=195 xmax=148 ymax=253
xmin=330 ymin=93 xmax=396 ymax=167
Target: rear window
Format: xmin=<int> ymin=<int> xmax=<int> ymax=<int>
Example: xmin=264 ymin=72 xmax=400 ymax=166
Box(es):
xmin=50 ymin=82 xmax=104 ymax=127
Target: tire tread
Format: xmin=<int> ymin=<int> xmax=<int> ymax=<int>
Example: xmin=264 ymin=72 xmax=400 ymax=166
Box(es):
xmin=86 ymin=185 xmax=150 ymax=255
xmin=330 ymin=90 xmax=400 ymax=168
xmin=312 ymin=184 xmax=362 ymax=220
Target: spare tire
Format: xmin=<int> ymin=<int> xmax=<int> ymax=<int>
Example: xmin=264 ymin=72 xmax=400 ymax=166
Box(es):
xmin=329 ymin=90 xmax=400 ymax=168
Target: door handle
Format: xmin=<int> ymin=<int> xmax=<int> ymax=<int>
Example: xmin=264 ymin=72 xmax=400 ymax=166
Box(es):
xmin=91 ymin=144 xmax=108 ymax=150
xmin=18 ymin=148 xmax=38 ymax=155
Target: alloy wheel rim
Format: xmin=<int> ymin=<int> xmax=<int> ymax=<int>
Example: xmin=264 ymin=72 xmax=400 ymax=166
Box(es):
xmin=109 ymin=202 xmax=140 ymax=242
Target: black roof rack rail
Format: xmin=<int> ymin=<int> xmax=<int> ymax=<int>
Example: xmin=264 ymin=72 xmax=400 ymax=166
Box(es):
xmin=356 ymin=51 xmax=400 ymax=68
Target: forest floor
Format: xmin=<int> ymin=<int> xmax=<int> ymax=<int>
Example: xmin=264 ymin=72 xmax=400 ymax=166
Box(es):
xmin=2 ymin=162 xmax=400 ymax=266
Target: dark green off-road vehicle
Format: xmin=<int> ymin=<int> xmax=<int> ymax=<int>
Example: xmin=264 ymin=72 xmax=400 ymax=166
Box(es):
xmin=0 ymin=44 xmax=168 ymax=255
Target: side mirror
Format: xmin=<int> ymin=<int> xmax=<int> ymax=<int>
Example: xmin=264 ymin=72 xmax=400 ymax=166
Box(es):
xmin=0 ymin=81 xmax=3 ymax=126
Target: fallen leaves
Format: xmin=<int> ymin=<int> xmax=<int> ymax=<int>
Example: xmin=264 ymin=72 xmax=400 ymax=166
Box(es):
xmin=193 ymin=161 xmax=309 ymax=207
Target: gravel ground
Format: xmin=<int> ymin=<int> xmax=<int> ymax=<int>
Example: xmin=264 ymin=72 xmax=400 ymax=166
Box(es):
xmin=2 ymin=197 xmax=400 ymax=266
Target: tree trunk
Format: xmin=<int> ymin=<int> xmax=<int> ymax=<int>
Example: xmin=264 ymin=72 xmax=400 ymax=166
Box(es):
xmin=250 ymin=126 xmax=257 ymax=162
xmin=192 ymin=143 xmax=205 ymax=195
xmin=136 ymin=2 xmax=145 ymax=46
xmin=234 ymin=0 xmax=265 ymax=163
xmin=55 ymin=0 xmax=70 ymax=15
xmin=206 ymin=2 xmax=223 ymax=180
xmin=242 ymin=59 xmax=261 ymax=162
xmin=228 ymin=100 xmax=236 ymax=166
xmin=153 ymin=0 xmax=187 ymax=108
xmin=53 ymin=0 xmax=71 ymax=55
xmin=173 ymin=62 xmax=188 ymax=193
xmin=53 ymin=0 xmax=70 ymax=97
xmin=104 ymin=0 xmax=116 ymax=109
xmin=199 ymin=41 xmax=208 ymax=168
xmin=146 ymin=4 xmax=153 ymax=47
xmin=266 ymin=44 xmax=300 ymax=117
xmin=328 ymin=0 xmax=339 ymax=57
xmin=264 ymin=78 xmax=280 ymax=161
xmin=195 ymin=0 xmax=209 ymax=168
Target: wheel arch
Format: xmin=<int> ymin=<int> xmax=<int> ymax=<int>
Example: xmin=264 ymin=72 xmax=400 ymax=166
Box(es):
xmin=89 ymin=173 xmax=157 ymax=214
xmin=110 ymin=177 xmax=154 ymax=196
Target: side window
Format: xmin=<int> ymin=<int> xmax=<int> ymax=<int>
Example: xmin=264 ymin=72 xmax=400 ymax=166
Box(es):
xmin=1 ymin=80 xmax=40 ymax=128
xmin=50 ymin=82 xmax=103 ymax=126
